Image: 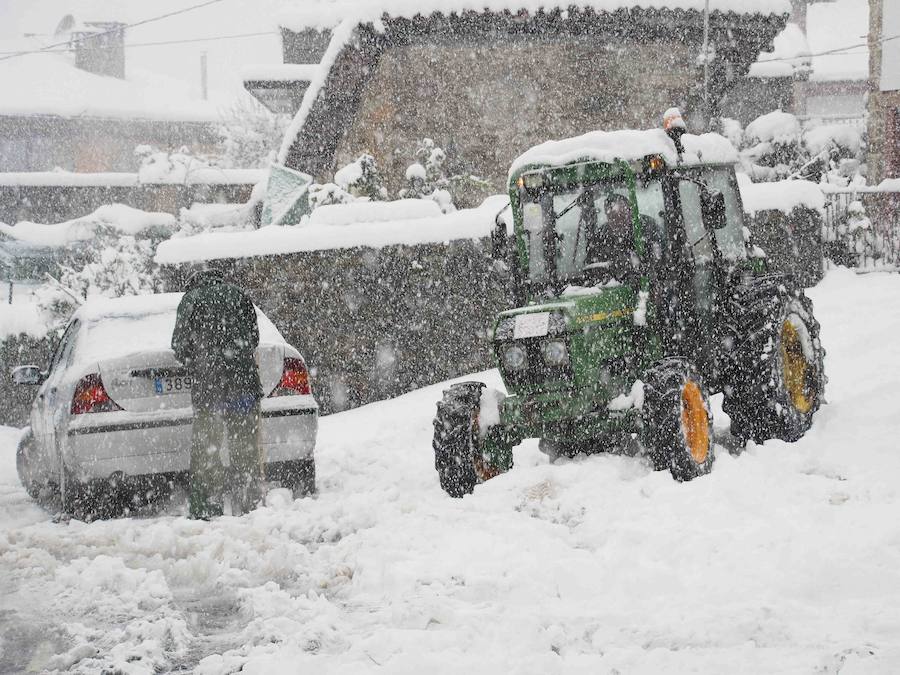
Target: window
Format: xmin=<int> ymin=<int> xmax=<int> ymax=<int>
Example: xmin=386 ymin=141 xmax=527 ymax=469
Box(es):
xmin=678 ymin=181 xmax=714 ymax=264
xmin=703 ymin=168 xmax=747 ymax=261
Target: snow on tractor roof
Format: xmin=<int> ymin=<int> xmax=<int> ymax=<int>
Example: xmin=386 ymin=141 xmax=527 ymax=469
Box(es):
xmin=508 ymin=127 xmax=739 ymax=181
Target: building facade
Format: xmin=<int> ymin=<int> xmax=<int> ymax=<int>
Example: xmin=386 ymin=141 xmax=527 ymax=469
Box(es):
xmin=868 ymin=0 xmax=900 ymax=181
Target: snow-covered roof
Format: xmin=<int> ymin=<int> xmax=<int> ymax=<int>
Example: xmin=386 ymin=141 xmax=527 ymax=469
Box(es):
xmin=750 ymin=0 xmax=868 ymax=82
xmin=278 ymin=0 xmax=790 ymax=30
xmin=508 ymin=128 xmax=739 ymax=179
xmin=76 ymin=292 xmax=184 ymax=322
xmin=0 ymin=48 xmax=219 ymax=123
xmin=241 ymin=64 xmax=321 ymax=82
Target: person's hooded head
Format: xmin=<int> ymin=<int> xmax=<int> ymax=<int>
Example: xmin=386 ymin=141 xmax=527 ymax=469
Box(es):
xmin=183 ymin=267 xmax=225 ymax=293
xmin=604 ymin=193 xmax=632 ymax=237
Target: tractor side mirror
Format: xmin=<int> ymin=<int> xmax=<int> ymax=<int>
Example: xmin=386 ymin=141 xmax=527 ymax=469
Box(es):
xmin=491 ymin=203 xmax=512 ymax=265
xmin=11 ymin=364 xmax=44 ymax=385
xmin=701 ymin=190 xmax=727 ymax=230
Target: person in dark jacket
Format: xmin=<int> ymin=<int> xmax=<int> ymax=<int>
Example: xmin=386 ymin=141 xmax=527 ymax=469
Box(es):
xmin=172 ymin=269 xmax=264 ymax=519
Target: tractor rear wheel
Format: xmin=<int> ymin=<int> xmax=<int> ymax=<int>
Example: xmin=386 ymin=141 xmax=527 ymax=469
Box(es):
xmin=432 ymin=382 xmax=501 ymax=498
xmin=642 ymin=359 xmax=715 ymax=482
xmin=724 ymin=278 xmax=825 ymax=444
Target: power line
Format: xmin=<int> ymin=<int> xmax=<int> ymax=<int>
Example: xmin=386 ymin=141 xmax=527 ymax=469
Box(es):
xmin=0 ymin=30 xmax=277 ymax=55
xmin=762 ymin=32 xmax=900 ymax=63
xmin=0 ymin=0 xmax=229 ymax=62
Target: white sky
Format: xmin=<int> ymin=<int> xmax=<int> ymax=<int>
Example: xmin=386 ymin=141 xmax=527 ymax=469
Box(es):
xmin=0 ymin=0 xmax=292 ymax=105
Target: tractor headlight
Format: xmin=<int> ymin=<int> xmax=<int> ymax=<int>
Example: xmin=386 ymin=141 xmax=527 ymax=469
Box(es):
xmin=502 ymin=344 xmax=528 ymax=371
xmin=541 ymin=339 xmax=569 ymax=366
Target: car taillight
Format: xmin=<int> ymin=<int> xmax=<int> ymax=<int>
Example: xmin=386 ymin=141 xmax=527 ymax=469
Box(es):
xmin=269 ymin=357 xmax=311 ymax=397
xmin=71 ymin=373 xmax=123 ymax=415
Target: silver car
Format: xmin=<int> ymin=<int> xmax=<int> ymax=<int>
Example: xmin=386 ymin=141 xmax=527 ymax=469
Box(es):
xmin=12 ymin=293 xmax=318 ymax=515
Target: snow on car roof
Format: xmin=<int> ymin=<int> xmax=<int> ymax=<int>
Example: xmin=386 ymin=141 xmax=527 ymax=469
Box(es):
xmin=508 ymin=128 xmax=739 ymax=180
xmin=71 ymin=293 xmax=286 ymax=365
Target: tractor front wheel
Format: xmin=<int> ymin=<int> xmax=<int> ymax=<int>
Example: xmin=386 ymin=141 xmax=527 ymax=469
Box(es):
xmin=642 ymin=359 xmax=715 ymax=482
xmin=432 ymin=382 xmax=503 ymax=497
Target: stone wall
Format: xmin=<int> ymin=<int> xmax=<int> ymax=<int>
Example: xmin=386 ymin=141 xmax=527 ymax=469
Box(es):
xmin=163 ymin=237 xmax=509 ymax=415
xmin=335 ymin=37 xmax=699 ymax=198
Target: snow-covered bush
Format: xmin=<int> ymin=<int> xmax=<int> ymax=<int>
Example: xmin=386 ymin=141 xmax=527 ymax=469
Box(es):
xmin=334 ymin=154 xmax=388 ymax=201
xmin=308 ymin=182 xmax=355 ymax=209
xmin=729 ymin=111 xmax=867 ymax=185
xmin=217 ymin=97 xmax=290 ymax=169
xmin=59 ymin=225 xmax=166 ymax=301
xmin=399 ymin=138 xmax=491 ymax=212
xmin=135 ymin=144 xmax=209 ymax=184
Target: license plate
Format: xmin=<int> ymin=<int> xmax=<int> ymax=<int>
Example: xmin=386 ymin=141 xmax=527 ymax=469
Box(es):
xmin=154 ymin=375 xmax=193 ymax=394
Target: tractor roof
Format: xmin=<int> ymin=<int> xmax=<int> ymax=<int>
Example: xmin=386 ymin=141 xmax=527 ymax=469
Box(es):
xmin=508 ymin=128 xmax=739 ymax=184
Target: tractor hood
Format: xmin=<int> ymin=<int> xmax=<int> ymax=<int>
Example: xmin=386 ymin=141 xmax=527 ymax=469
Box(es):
xmin=494 ymin=284 xmax=638 ymax=340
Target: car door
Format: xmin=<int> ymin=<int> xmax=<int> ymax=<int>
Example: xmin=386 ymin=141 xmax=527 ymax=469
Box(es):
xmin=37 ymin=320 xmax=80 ymax=476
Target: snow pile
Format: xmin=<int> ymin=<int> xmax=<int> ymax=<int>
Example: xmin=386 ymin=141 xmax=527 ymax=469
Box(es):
xmin=749 ymin=0 xmax=867 ymax=82
xmin=748 ymin=22 xmax=810 ymax=78
xmin=737 ymin=173 xmax=825 ymax=216
xmin=155 ymin=195 xmax=509 ymax=264
xmin=509 ymin=128 xmax=738 ymax=179
xmin=279 ymin=0 xmax=791 ymax=30
xmin=744 ymin=110 xmax=801 ymax=146
xmin=4 ymin=270 xmax=900 ymax=672
xmin=309 ymin=199 xmax=442 ymax=226
xmin=0 ymin=205 xmax=176 ymax=248
xmin=0 ymin=303 xmax=50 ymax=339
xmin=803 ymin=124 xmax=864 ymax=157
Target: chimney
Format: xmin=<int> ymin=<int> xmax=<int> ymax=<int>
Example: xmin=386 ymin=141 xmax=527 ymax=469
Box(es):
xmin=790 ymin=0 xmax=808 ymax=32
xmin=72 ymin=21 xmax=126 ymax=79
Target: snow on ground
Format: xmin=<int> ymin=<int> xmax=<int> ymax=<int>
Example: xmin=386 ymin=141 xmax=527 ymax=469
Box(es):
xmin=2 ymin=268 xmax=900 ymax=673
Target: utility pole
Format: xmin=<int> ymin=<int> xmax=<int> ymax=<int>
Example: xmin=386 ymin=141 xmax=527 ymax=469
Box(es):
xmin=703 ymin=0 xmax=710 ymax=129
xmin=200 ymin=51 xmax=208 ymax=100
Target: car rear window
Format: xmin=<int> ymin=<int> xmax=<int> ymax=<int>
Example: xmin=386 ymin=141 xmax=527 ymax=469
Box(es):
xmin=73 ymin=308 xmax=286 ymax=365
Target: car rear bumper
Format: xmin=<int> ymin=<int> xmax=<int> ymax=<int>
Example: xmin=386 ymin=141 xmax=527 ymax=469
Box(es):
xmin=65 ymin=396 xmax=318 ymax=481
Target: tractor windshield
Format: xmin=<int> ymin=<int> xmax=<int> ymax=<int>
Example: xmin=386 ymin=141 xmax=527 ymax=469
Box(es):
xmin=522 ymin=179 xmax=665 ymax=289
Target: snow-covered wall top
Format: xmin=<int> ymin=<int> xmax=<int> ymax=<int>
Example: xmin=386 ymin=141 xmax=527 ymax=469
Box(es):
xmin=155 ymin=195 xmax=509 ymax=264
xmin=0 ymin=52 xmax=218 ymax=123
xmin=0 ymin=170 xmax=266 ymax=187
xmin=279 ymin=0 xmax=790 ymax=30
xmin=736 ymin=174 xmax=825 ymax=216
xmin=508 ymin=128 xmax=739 ymax=179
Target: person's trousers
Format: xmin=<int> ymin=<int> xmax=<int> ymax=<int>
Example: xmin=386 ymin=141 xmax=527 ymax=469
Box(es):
xmin=189 ymin=402 xmax=261 ymax=519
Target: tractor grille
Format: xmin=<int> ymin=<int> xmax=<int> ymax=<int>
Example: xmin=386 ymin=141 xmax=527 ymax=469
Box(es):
xmin=495 ymin=337 xmax=573 ymax=390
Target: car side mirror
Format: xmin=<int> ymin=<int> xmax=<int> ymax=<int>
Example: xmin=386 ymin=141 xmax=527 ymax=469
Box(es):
xmin=11 ymin=364 xmax=44 ymax=386
xmin=702 ymin=190 xmax=728 ymax=230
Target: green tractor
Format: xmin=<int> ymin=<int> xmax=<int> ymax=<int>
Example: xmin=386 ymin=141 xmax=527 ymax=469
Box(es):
xmin=432 ymin=110 xmax=825 ymax=496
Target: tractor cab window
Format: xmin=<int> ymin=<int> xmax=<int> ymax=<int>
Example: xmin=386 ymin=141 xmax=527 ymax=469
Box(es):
xmin=702 ymin=167 xmax=747 ymax=261
xmin=679 ymin=181 xmax=715 ymax=265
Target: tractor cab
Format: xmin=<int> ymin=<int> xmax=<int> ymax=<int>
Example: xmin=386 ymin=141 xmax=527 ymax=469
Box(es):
xmin=493 ymin=110 xmax=754 ymax=395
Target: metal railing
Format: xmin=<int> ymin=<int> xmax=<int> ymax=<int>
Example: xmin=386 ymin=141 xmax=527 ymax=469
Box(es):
xmin=821 ymin=186 xmax=900 ymax=271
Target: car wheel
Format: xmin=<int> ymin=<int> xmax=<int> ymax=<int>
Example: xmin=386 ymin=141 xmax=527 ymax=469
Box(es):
xmin=16 ymin=429 xmax=42 ymax=500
